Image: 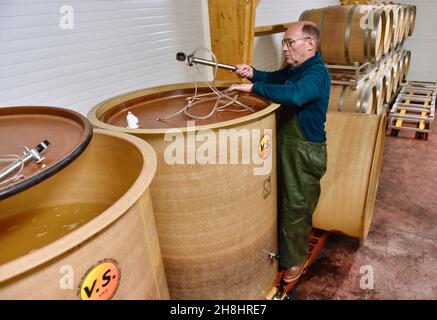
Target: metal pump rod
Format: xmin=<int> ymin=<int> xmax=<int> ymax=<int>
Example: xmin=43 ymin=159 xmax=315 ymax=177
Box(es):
xmin=176 ymin=52 xmax=237 ymax=71
xmin=0 ymin=140 xmax=50 ymax=181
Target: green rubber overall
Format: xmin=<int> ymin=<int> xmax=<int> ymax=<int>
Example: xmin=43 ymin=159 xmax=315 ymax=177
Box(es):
xmin=277 ymin=108 xmax=327 ymax=268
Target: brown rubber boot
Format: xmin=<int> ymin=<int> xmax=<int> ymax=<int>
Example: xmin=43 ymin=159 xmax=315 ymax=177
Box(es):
xmin=282 ymin=263 xmax=305 ymax=283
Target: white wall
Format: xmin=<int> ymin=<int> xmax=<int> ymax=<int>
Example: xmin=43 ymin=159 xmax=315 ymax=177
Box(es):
xmin=0 ymin=0 xmax=210 ymax=114
xmin=253 ymin=0 xmax=338 ymax=71
xmin=397 ymin=0 xmax=437 ymax=81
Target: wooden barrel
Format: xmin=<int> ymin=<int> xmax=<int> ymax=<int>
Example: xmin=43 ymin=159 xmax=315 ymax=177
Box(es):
xmin=391 ymin=51 xmax=402 ymax=93
xmin=329 ymin=80 xmax=377 ymax=115
xmin=367 ymin=4 xmax=392 ymax=56
xmin=377 ymin=63 xmax=395 ymax=103
xmin=372 ymin=74 xmax=387 ymax=115
xmin=396 ymin=5 xmax=405 ymax=44
xmin=382 ymin=5 xmax=394 ymax=54
xmin=300 ymin=5 xmax=386 ymax=64
xmin=403 ymin=4 xmax=412 ymax=40
xmin=398 ymin=5 xmax=409 ymax=43
xmin=403 ymin=50 xmax=411 ymax=81
xmin=339 ymin=3 xmax=395 ymax=53
xmin=396 ymin=49 xmax=407 ymax=89
xmin=88 ymin=82 xmax=279 ymax=299
xmin=313 ymin=111 xmax=386 ymax=239
xmin=386 ymin=4 xmax=402 ymax=48
xmin=0 ymin=129 xmax=168 ymax=299
xmin=408 ymin=5 xmax=417 ymax=36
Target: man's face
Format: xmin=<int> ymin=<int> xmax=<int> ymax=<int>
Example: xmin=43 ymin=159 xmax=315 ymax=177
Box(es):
xmin=282 ymin=28 xmax=312 ymax=66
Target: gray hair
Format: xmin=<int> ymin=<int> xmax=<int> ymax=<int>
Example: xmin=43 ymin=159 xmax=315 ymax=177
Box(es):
xmin=302 ymin=22 xmax=320 ymax=47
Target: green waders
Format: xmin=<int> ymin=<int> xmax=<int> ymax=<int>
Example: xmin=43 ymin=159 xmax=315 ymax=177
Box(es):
xmin=277 ymin=109 xmax=327 ymax=268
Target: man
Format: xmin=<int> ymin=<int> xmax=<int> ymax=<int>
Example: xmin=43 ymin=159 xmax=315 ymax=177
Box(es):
xmin=227 ymin=21 xmax=330 ymax=283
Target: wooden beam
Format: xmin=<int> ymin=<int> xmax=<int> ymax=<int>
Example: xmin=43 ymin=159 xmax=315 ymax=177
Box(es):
xmin=208 ymin=0 xmax=256 ymax=81
xmin=254 ymin=22 xmax=293 ymax=37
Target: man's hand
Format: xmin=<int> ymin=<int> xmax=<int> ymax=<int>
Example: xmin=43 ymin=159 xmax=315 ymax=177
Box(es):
xmin=235 ymin=64 xmax=254 ymax=79
xmin=225 ymin=83 xmax=253 ymax=93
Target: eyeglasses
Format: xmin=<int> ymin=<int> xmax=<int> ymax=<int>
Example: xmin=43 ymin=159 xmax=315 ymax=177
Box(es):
xmin=281 ymin=37 xmax=312 ymax=47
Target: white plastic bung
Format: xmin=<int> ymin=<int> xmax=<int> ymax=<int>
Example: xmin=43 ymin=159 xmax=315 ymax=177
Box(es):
xmin=126 ymin=111 xmax=139 ymax=129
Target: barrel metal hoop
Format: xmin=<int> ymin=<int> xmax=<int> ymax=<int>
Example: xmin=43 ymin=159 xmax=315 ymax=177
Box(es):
xmin=409 ymin=6 xmax=416 ymax=35
xmin=318 ymin=8 xmax=327 ymax=56
xmin=399 ymin=7 xmax=406 ymax=41
xmin=356 ymin=83 xmax=365 ymax=113
xmin=339 ymin=85 xmax=348 ymax=112
xmin=344 ymin=5 xmax=357 ymax=65
xmin=385 ymin=7 xmax=392 ymax=41
xmin=392 ymin=8 xmax=398 ymax=45
xmin=361 ymin=84 xmax=373 ymax=114
xmin=370 ymin=9 xmax=382 ymax=61
xmin=363 ymin=10 xmax=369 ymax=63
xmin=404 ymin=50 xmax=411 ymax=75
xmin=383 ymin=75 xmax=389 ymax=92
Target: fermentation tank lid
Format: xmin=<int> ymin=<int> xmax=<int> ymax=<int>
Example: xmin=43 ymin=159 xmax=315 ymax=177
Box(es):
xmin=0 ymin=106 xmax=93 ymax=200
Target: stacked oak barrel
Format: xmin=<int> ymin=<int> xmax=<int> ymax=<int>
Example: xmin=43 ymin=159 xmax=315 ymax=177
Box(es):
xmin=298 ymin=2 xmax=416 ymax=238
xmin=300 ymin=1 xmax=415 ymax=115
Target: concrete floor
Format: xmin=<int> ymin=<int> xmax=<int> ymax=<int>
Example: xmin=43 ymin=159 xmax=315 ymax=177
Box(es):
xmin=290 ymin=129 xmax=437 ymax=300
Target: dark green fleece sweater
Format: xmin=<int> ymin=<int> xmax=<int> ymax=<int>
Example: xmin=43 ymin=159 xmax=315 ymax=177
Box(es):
xmin=251 ymin=52 xmax=330 ymax=143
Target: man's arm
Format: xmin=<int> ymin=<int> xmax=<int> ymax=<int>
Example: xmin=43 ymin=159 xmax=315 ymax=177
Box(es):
xmin=250 ymin=67 xmax=290 ymax=84
xmin=234 ymin=64 xmax=289 ymax=84
xmin=252 ymin=67 xmax=327 ymax=107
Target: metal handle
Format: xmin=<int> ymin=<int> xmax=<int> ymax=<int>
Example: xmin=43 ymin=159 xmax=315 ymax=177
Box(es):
xmin=190 ymin=56 xmax=236 ymax=71
xmin=0 ymin=140 xmax=50 ymax=181
xmin=176 ymin=52 xmax=236 ymax=71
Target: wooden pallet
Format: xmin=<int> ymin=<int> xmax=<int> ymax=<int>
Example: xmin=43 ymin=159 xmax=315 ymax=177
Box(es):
xmin=402 ymin=80 xmax=437 ymax=90
xmin=388 ymin=81 xmax=436 ymax=140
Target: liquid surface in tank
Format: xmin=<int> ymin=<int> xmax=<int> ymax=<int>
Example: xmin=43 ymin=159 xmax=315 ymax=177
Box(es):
xmin=100 ymin=88 xmax=271 ymax=129
xmin=0 ymin=203 xmax=108 ymax=264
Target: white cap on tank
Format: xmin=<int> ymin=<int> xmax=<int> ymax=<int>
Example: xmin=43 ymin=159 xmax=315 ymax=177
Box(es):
xmin=126 ymin=111 xmax=139 ymax=129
